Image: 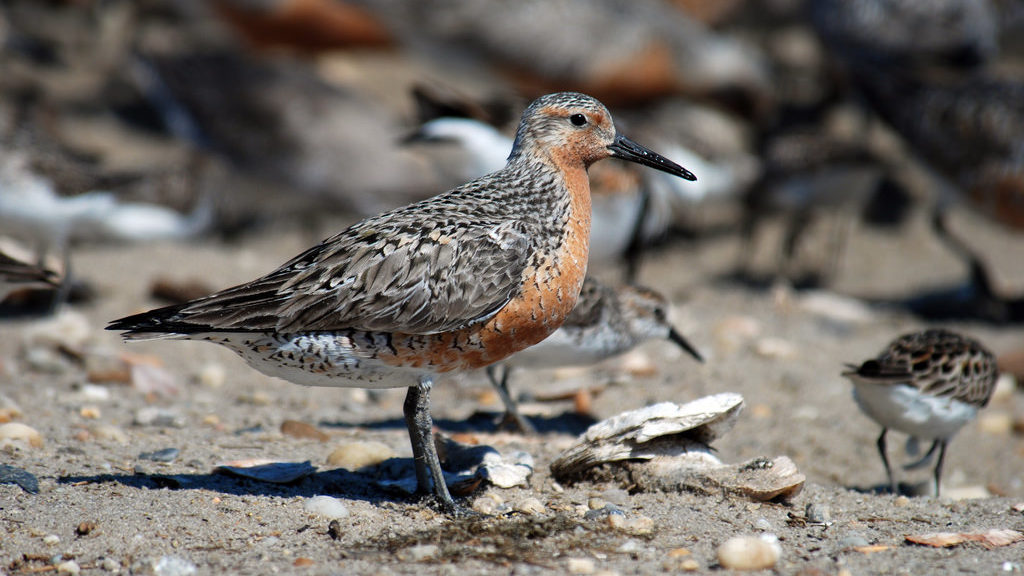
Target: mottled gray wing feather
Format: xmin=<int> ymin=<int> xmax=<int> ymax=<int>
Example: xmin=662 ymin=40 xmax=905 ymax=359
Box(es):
xmin=175 ymin=219 xmax=533 ymax=335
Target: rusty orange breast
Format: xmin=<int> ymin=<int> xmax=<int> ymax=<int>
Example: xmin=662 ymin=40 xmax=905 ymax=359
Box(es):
xmin=378 ymin=164 xmax=593 ymax=373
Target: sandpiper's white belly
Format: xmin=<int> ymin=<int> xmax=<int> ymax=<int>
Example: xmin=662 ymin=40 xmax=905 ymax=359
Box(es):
xmin=852 ymin=382 xmax=978 ymax=440
xmin=202 ymin=332 xmax=424 ymax=389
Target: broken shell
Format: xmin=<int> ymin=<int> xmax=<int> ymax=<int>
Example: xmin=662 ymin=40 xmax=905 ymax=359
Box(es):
xmin=550 ymin=393 xmax=744 ymax=481
xmin=215 ymin=460 xmax=316 ymax=484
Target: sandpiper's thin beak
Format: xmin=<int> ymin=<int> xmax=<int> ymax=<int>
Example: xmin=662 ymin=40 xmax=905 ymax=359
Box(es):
xmin=608 ymin=135 xmax=697 ymax=181
xmin=668 ymin=327 xmax=704 ymax=363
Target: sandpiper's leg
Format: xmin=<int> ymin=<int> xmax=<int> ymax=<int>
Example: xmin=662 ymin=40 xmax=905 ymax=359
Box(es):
xmin=876 ymin=428 xmax=898 ymax=494
xmin=932 ymin=440 xmax=949 ymax=497
xmin=903 ymin=439 xmax=940 ymax=471
xmin=487 ymin=365 xmax=535 ymax=434
xmin=403 ymin=377 xmax=456 ymax=511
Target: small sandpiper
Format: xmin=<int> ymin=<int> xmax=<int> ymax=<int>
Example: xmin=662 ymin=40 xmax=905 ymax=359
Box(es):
xmin=108 ymin=92 xmax=696 ymax=512
xmin=842 ymin=328 xmax=998 ymax=496
xmin=487 ymin=276 xmax=703 ymax=433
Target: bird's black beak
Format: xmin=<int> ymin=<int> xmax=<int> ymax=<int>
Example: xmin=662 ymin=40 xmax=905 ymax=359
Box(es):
xmin=608 ymin=135 xmax=697 ymax=181
xmin=669 ymin=327 xmax=704 ymax=363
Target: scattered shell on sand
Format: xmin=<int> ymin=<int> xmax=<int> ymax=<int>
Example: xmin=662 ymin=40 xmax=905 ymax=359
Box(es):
xmin=0 ymin=464 xmax=40 ymax=494
xmin=717 ymin=534 xmax=782 ymax=570
xmin=215 ymin=460 xmax=317 ymax=484
xmin=550 ymin=393 xmax=744 ymax=480
xmin=550 ymin=395 xmax=804 ymax=501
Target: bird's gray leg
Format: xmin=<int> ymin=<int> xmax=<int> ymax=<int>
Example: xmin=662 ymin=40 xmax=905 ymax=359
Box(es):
xmin=877 ymin=428 xmax=898 ymax=494
xmin=487 ymin=364 xmax=535 ymax=434
xmin=932 ymin=440 xmax=949 ymax=497
xmin=403 ymin=377 xmax=456 ymax=512
xmin=903 ymin=439 xmax=940 ymax=471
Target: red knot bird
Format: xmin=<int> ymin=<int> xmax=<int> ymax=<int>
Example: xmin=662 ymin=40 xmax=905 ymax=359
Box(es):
xmin=108 ymin=92 xmax=696 ymax=512
xmin=486 ymin=276 xmax=703 ymax=433
xmin=842 ymin=328 xmax=998 ymax=496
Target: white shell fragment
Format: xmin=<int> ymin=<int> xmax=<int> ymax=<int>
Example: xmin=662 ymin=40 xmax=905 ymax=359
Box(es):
xmin=215 ymin=459 xmax=317 ymax=484
xmin=550 ymin=394 xmax=805 ymax=502
xmin=375 ymin=436 xmax=533 ymax=495
xmin=478 ymin=450 xmax=534 ymax=488
xmin=718 ymin=534 xmax=782 ymax=570
xmin=304 ymin=495 xmax=350 ymax=519
xmin=550 ymin=393 xmax=744 ymax=480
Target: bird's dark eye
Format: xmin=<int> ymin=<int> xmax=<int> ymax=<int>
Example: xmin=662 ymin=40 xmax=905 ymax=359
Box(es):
xmin=569 ymin=113 xmax=587 ymax=126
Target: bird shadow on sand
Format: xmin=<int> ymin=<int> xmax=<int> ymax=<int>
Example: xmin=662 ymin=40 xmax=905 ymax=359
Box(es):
xmin=319 ymin=410 xmax=598 ymax=437
xmin=56 ymin=465 xmax=419 ymax=507
xmin=845 ymin=481 xmax=935 ymax=498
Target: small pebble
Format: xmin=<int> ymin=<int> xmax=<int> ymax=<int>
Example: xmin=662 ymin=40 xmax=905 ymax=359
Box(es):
xmin=588 ymin=497 xmax=608 ymax=511
xmin=134 ymin=407 xmax=185 ymax=428
xmin=0 ymin=422 xmax=44 ymax=449
xmin=667 ymin=548 xmax=690 ymax=558
xmin=514 ymin=497 xmax=546 ymax=516
xmin=79 ymin=385 xmax=111 ymax=402
xmin=406 ymin=544 xmax=438 ymax=562
xmin=152 ymin=555 xmax=197 ymax=576
xmin=43 ymin=534 xmax=61 ymax=545
xmin=607 ymin=513 xmax=654 ymax=535
xmin=76 ymin=521 xmax=97 ymax=536
xmin=754 ymin=518 xmax=771 ymax=531
xmin=281 ymin=420 xmax=329 ymax=442
xmin=79 ymin=406 xmax=101 ymax=419
xmin=328 ymin=520 xmax=343 ymax=540
xmin=326 ymin=441 xmax=395 ymax=469
xmin=567 ymin=557 xmax=596 ymax=575
xmin=838 ymin=535 xmax=870 ymax=549
xmin=680 ymin=559 xmax=700 ymax=571
xmin=978 ymin=412 xmax=1013 ymax=436
xmin=0 ymin=463 xmax=40 ymax=493
xmin=196 ymin=363 xmax=226 ymax=388
xmin=91 ymin=424 xmax=129 ymax=444
xmin=100 ymin=558 xmax=121 ymax=571
xmin=717 ymin=535 xmax=781 ymax=571
xmin=139 ymin=448 xmax=180 ymax=463
xmin=806 ymin=502 xmax=831 ymax=524
xmin=293 ymin=557 xmax=315 ymax=567
xmin=471 ymin=492 xmax=505 ymax=515
xmin=56 ymin=560 xmax=81 ymax=575
xmin=584 ymin=504 xmax=623 ymax=521
xmin=617 ymin=540 xmax=641 ymax=554
xmin=893 ymin=495 xmax=910 ymax=508
xmin=303 ymin=495 xmax=349 ymax=519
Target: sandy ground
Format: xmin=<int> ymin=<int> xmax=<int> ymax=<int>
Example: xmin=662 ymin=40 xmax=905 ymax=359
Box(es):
xmin=3 ymin=204 xmax=1024 ymax=575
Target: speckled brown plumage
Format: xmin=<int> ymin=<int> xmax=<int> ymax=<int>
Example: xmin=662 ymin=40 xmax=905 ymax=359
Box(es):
xmin=843 ymin=328 xmax=998 ymax=495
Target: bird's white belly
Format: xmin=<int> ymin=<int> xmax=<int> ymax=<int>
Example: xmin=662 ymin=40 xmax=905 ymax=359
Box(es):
xmin=504 ymin=328 xmax=617 ymax=369
xmin=202 ymin=332 xmax=423 ymax=389
xmin=853 ymin=382 xmax=977 ymax=440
